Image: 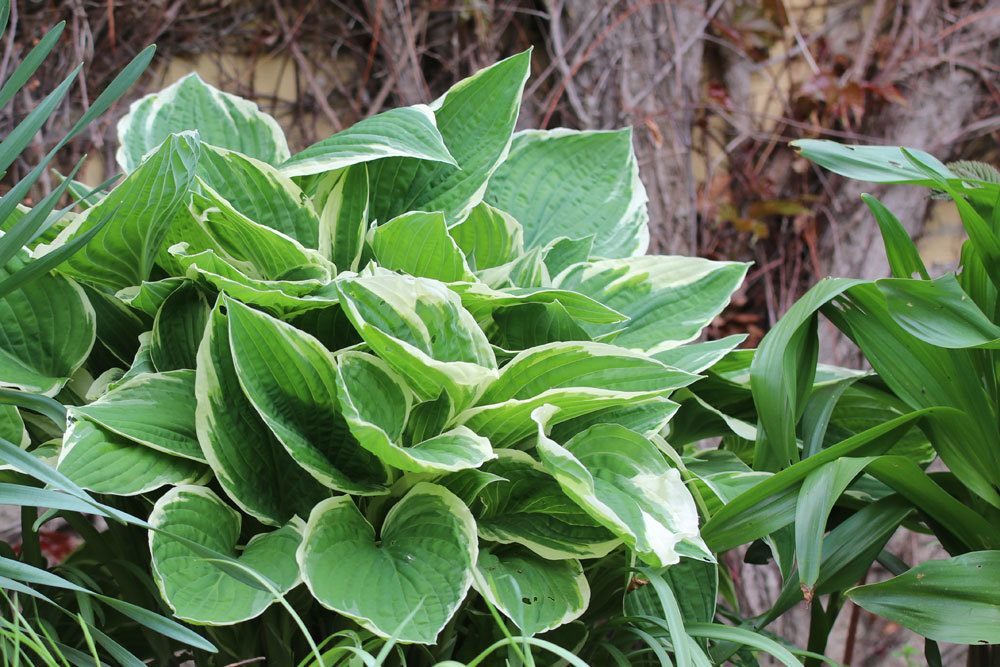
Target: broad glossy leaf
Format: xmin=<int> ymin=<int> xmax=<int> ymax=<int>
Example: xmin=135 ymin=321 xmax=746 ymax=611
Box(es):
xmin=117 ymin=277 xmax=186 ymax=317
xmin=451 ymin=283 xmax=625 ymax=326
xmin=197 ymin=144 xmax=320 ymax=247
xmin=878 ymin=274 xmax=1000 ymax=348
xmin=542 ymin=235 xmax=594 ymax=278
xmin=336 ymin=271 xmax=497 ymax=411
xmin=449 ymin=202 xmax=523 ymax=272
xmin=317 ymin=164 xmax=368 ymax=270
xmin=117 ymin=73 xmax=288 ymax=172
xmin=486 ymin=128 xmax=648 ymax=258
xmin=791 ymin=140 xmax=954 ymax=185
xmin=226 ymin=299 xmax=388 ymax=494
xmin=57 ymin=419 xmax=206 ymax=495
xmin=0 ymin=264 xmax=94 ymax=395
xmin=369 ymin=210 xmax=473 ymax=282
xmin=81 ymin=282 xmax=149 ymax=366
xmin=555 ymin=256 xmax=748 ymax=352
xmin=0 ymin=405 xmax=25 ymax=447
xmin=299 ymin=483 xmax=477 ymax=644
xmin=848 ymin=551 xmax=1000 ymax=644
xmin=52 ymin=132 xmax=200 ymax=291
xmin=476 ymin=450 xmax=619 ymax=560
xmin=652 ymin=335 xmax=746 ymax=374
xmin=69 ymin=370 xmax=204 ymax=462
xmin=335 ymin=351 xmax=493 ymax=472
xmin=474 ymin=545 xmax=589 ymax=635
xmin=150 ymin=281 xmax=210 ymax=371
xmin=281 ymin=104 xmax=455 ymax=177
xmin=534 ymin=409 xmax=706 ymax=567
xmin=196 ymin=304 xmax=328 ymax=525
xmin=149 ymin=485 xmax=301 ymax=624
xmin=491 ymin=302 xmax=592 ymax=350
xmin=367 ymin=51 xmax=530 ymax=224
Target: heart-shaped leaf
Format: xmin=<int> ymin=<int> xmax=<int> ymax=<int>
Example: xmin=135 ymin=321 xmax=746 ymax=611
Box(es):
xmin=298 ymin=483 xmax=477 ymax=644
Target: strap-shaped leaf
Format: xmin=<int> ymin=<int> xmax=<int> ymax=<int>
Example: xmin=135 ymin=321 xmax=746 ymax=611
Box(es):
xmin=70 ymin=370 xmax=204 ymax=462
xmin=196 ymin=304 xmax=328 ymax=525
xmin=197 ymin=144 xmax=321 ymax=248
xmin=474 ymin=545 xmax=589 ymax=636
xmin=367 ymin=50 xmax=531 ymax=225
xmin=117 ymin=73 xmax=289 ymax=172
xmin=0 ymin=262 xmax=94 ymax=395
xmin=533 ymin=407 xmax=706 ymax=567
xmin=335 ymin=351 xmax=494 ymax=473
xmin=281 ymin=104 xmax=456 ymax=177
xmin=555 ymin=255 xmax=749 ymax=352
xmin=298 ymin=483 xmax=477 ymax=644
xmin=369 ymin=210 xmax=474 ymax=282
xmin=149 ymin=485 xmax=302 ymax=624
xmin=791 ymin=140 xmax=954 ymax=185
xmin=225 ymin=298 xmax=389 ymax=494
xmin=50 ymin=131 xmax=201 ymax=291
xmin=476 ymin=450 xmax=619 ymax=560
xmin=57 ymin=419 xmax=207 ymax=496
xmin=486 ymin=128 xmax=649 ymax=258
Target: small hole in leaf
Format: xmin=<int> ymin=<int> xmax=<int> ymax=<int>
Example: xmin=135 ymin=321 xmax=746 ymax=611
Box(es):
xmin=522 ymin=597 xmax=532 ymax=605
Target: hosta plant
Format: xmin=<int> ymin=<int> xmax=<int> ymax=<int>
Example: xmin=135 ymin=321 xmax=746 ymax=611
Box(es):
xmin=0 ymin=51 xmax=824 ymax=665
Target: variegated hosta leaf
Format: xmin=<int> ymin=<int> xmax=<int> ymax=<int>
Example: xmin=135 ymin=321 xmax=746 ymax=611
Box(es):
xmin=51 ymin=132 xmax=201 ymax=292
xmin=476 ymin=450 xmax=619 ymax=560
xmin=170 ymin=244 xmax=339 ymax=317
xmin=335 ymin=351 xmax=494 ymax=473
xmin=117 ymin=73 xmax=289 ymax=172
xmin=367 ymin=51 xmax=531 ymax=225
xmin=0 ymin=406 xmax=27 ymax=447
xmin=491 ymin=301 xmax=592 ymax=351
xmin=149 ymin=485 xmax=302 ymax=624
xmin=196 ymin=304 xmax=328 ymax=526
xmin=150 ymin=281 xmax=210 ymax=371
xmin=298 ymin=483 xmax=477 ymax=644
xmin=194 ymin=182 xmax=331 ymax=280
xmin=449 ymin=283 xmax=625 ymax=328
xmin=57 ymin=419 xmax=207 ymax=495
xmin=81 ymin=283 xmax=150 ymax=367
xmin=0 ymin=262 xmax=94 ymax=395
xmin=652 ymin=334 xmax=747 ymax=375
xmin=115 ymin=277 xmax=186 ymax=317
xmin=486 ymin=128 xmax=648 ymax=258
xmin=69 ymin=370 xmax=204 ymax=462
xmin=555 ymin=255 xmax=750 ymax=353
xmin=197 ymin=144 xmax=320 ymax=248
xmin=317 ymin=164 xmax=368 ymax=270
xmin=448 ymin=202 xmax=524 ymax=272
xmin=532 ymin=407 xmax=708 ymax=567
xmin=542 ymin=236 xmax=594 ymax=278
xmin=280 ymin=104 xmax=456 ymax=177
xmin=369 ymin=211 xmax=474 ymax=282
xmin=225 ymin=298 xmax=389 ymax=494
xmin=458 ymin=342 xmax=694 ymax=448
xmin=336 ymin=271 xmax=498 ymax=412
xmin=474 ymin=545 xmax=589 ymax=636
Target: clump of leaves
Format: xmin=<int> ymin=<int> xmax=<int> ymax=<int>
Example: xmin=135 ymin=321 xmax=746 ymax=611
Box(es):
xmin=0 ymin=50 xmax=776 ymax=664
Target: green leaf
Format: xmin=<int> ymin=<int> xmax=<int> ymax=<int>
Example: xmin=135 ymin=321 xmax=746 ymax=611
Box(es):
xmin=196 ymin=304 xmax=328 ymax=526
xmin=51 ymin=131 xmax=201 ymax=291
xmin=491 ymin=301 xmax=592 ymax=350
xmin=367 ymin=50 xmax=531 ymax=225
xmin=652 ymin=335 xmax=746 ymax=374
xmin=486 ymin=129 xmax=648 ymax=258
xmin=791 ymin=140 xmax=954 ymax=185
xmin=334 ymin=351 xmax=494 ymax=472
xmin=369 ymin=210 xmax=474 ymax=282
xmin=117 ymin=73 xmax=288 ymax=172
xmin=878 ymin=274 xmax=1000 ymax=348
xmin=861 ymin=194 xmax=929 ymax=280
xmin=69 ymin=370 xmax=204 ymax=462
xmin=0 ymin=404 xmax=25 ymax=446
xmin=57 ymin=418 xmax=207 ymax=495
xmin=450 ymin=283 xmax=626 ymax=327
xmin=0 ymin=21 xmax=65 ymax=109
xmin=150 ymin=281 xmax=210 ymax=371
xmin=476 ymin=450 xmax=619 ymax=560
xmin=336 ymin=270 xmax=497 ymax=412
xmin=0 ymin=266 xmax=94 ymax=395
xmin=474 ymin=545 xmax=589 ymax=635
xmin=625 ymin=559 xmax=718 ymax=625
xmin=449 ymin=202 xmax=524 ymax=272
xmin=533 ymin=408 xmax=707 ymax=567
xmin=555 ymin=256 xmax=749 ymax=352
xmin=847 ymin=551 xmax=1000 ymax=644
xmin=281 ymin=104 xmax=456 ymax=177
xmin=116 ymin=277 xmax=186 ymax=316
xmin=149 ymin=485 xmax=302 ymax=624
xmin=542 ymin=235 xmax=594 ymax=278
xmin=197 ymin=144 xmax=321 ymax=247
xmin=317 ymin=164 xmax=368 ymax=270
xmin=685 ymin=623 xmax=803 ymax=667
xmin=298 ymin=483 xmax=477 ymax=644
xmin=225 ymin=298 xmax=389 ymax=494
